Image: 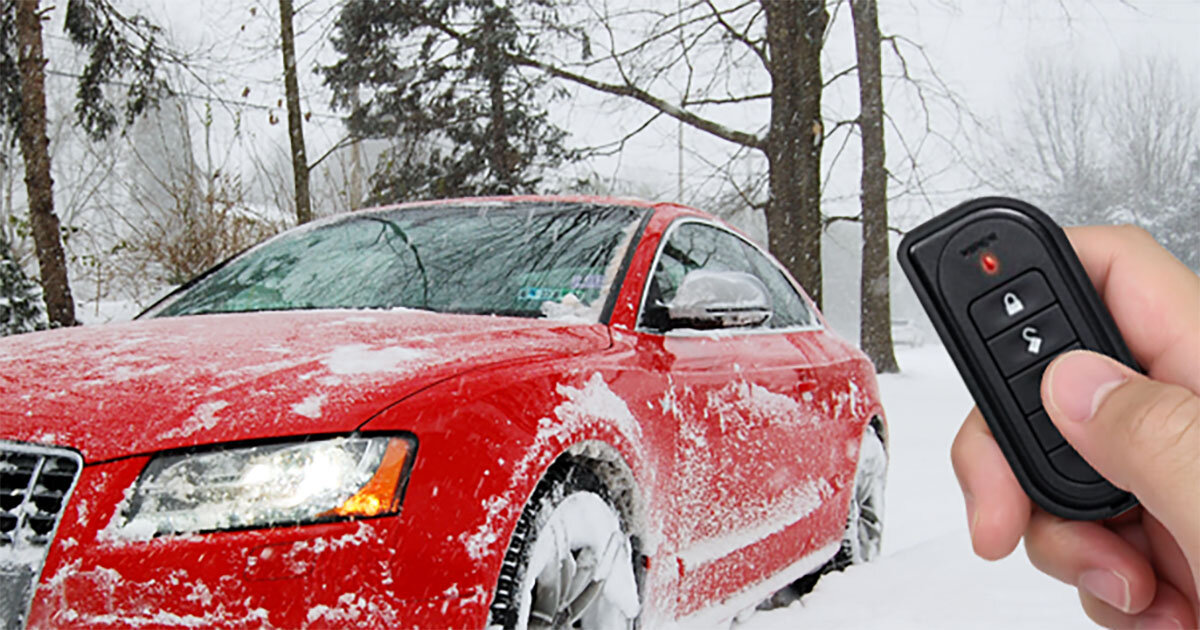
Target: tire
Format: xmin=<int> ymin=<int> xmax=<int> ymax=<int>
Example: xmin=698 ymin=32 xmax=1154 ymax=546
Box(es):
xmin=489 ymin=465 xmax=641 ymax=630
xmin=831 ymin=425 xmax=888 ymax=571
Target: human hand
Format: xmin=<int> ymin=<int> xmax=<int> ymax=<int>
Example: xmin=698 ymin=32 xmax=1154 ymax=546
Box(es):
xmin=950 ymin=225 xmax=1200 ymax=629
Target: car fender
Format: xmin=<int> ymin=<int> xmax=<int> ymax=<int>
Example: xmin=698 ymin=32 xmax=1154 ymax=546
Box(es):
xmin=358 ymin=357 xmax=667 ymax=624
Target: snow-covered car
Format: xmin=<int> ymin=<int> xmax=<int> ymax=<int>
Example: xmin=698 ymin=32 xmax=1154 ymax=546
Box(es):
xmin=0 ymin=197 xmax=887 ymax=628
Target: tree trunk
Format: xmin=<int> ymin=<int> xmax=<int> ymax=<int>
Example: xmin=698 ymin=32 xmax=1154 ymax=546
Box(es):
xmin=483 ymin=12 xmax=513 ymax=193
xmin=851 ymin=0 xmax=897 ymax=372
xmin=279 ymin=0 xmax=312 ymax=224
xmin=762 ymin=0 xmax=827 ymax=310
xmin=16 ymin=0 xmax=75 ymax=328
xmin=487 ymin=65 xmax=512 ymax=191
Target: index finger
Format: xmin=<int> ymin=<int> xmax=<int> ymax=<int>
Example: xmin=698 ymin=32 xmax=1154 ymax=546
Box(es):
xmin=1063 ymin=225 xmax=1200 ymax=393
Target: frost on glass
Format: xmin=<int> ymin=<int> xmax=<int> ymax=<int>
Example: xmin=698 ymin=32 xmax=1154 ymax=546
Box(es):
xmin=118 ymin=438 xmax=390 ymax=537
xmin=149 ymin=202 xmax=646 ymax=322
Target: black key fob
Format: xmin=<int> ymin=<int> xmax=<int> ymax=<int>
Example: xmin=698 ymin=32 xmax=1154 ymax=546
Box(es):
xmin=898 ymin=196 xmax=1139 ymax=520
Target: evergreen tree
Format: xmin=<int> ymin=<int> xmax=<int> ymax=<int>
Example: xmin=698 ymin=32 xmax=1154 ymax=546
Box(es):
xmin=321 ymin=0 xmax=575 ymax=203
xmin=0 ymin=235 xmax=47 ymax=336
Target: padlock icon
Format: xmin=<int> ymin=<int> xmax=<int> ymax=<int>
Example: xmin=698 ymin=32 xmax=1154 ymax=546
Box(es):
xmin=1004 ymin=292 xmax=1025 ymax=317
xmin=1022 ymin=327 xmax=1043 ymax=354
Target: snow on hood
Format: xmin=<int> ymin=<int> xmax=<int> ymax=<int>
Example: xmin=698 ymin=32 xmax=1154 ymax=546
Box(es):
xmin=0 ymin=309 xmax=609 ymax=461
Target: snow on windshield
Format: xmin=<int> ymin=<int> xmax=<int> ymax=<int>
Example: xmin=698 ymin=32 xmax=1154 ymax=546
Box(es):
xmin=147 ymin=202 xmax=646 ymax=324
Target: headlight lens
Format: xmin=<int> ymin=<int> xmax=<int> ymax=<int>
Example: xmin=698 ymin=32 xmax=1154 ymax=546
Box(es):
xmin=120 ymin=436 xmax=414 ymax=536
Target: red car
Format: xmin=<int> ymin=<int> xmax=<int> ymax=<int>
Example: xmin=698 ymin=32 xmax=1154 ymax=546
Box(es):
xmin=0 ymin=197 xmax=886 ymax=629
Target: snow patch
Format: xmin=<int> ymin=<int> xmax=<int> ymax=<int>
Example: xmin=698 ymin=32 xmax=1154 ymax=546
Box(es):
xmin=158 ymin=400 xmax=231 ymax=440
xmin=540 ymin=293 xmax=601 ymax=323
xmin=290 ymin=393 xmax=326 ymax=419
xmin=706 ymin=380 xmax=808 ymax=435
xmin=554 ymin=373 xmax=642 ymax=440
xmin=307 ymin=593 xmax=369 ymax=623
xmin=460 ymin=372 xmax=652 ymax=563
xmin=322 ymin=343 xmax=425 ymax=375
xmin=290 ymin=522 xmax=375 ymax=555
xmin=675 ymin=478 xmax=833 ymax=567
xmin=460 ymin=495 xmax=510 ymax=561
xmin=56 ymin=605 xmax=271 ymax=628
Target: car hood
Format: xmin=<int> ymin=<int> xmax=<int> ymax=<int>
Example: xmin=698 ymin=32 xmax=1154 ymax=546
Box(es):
xmin=0 ymin=309 xmax=609 ymax=462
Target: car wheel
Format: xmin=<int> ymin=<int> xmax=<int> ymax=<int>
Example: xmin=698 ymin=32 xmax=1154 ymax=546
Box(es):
xmin=489 ymin=465 xmax=641 ymax=630
xmin=834 ymin=426 xmax=887 ymax=569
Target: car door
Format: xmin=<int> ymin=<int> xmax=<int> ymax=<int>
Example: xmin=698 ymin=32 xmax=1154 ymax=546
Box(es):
xmin=636 ymin=220 xmax=832 ymax=615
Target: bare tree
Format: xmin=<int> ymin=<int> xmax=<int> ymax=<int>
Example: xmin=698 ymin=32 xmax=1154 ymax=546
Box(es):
xmin=0 ymin=0 xmax=171 ymax=326
xmin=279 ymin=0 xmax=312 ymax=224
xmin=14 ymin=1 xmax=75 ymax=326
xmin=980 ymin=55 xmax=1199 ymax=269
xmin=850 ymin=0 xmax=896 ymax=372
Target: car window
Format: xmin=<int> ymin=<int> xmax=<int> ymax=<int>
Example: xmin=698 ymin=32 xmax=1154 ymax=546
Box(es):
xmin=147 ymin=203 xmax=646 ymax=322
xmin=640 ymin=221 xmax=816 ymax=331
xmin=635 ymin=222 xmax=757 ymax=330
xmin=737 ymin=240 xmax=816 ymax=329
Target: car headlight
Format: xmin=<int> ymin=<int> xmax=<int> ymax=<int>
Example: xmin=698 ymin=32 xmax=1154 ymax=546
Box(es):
xmin=119 ymin=436 xmax=415 ymax=536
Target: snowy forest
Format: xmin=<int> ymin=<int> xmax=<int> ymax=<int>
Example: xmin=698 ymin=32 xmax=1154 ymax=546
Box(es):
xmin=0 ymin=0 xmax=1196 ymax=375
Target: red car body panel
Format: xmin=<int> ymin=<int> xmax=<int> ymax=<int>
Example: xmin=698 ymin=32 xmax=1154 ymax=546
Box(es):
xmin=0 ymin=311 xmax=610 ymax=462
xmin=1 ymin=197 xmax=885 ymax=628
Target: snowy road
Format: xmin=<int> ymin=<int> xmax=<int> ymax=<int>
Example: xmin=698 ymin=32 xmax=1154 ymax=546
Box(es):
xmin=736 ymin=344 xmax=1096 ymax=629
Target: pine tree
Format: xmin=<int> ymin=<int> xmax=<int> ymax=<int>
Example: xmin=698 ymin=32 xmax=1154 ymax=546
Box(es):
xmin=321 ymin=0 xmax=575 ymax=203
xmin=0 ymin=235 xmax=47 ymax=336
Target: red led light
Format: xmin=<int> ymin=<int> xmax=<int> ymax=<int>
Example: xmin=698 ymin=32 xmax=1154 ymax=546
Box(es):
xmin=980 ymin=252 xmax=1000 ymax=275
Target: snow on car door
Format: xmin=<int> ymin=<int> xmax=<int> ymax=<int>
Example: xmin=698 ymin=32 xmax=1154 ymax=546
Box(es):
xmin=643 ymin=221 xmax=835 ymax=616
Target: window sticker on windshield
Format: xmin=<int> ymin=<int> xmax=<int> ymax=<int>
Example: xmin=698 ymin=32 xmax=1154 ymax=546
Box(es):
xmin=570 ymin=274 xmax=605 ymax=290
xmin=518 ymin=287 xmax=578 ymax=301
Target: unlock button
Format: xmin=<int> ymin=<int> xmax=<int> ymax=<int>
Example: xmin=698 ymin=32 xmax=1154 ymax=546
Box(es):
xmin=986 ymin=305 xmax=1077 ymax=376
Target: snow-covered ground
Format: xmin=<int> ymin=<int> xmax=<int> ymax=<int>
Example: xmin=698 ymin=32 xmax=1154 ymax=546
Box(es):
xmin=737 ymin=343 xmax=1094 ymax=629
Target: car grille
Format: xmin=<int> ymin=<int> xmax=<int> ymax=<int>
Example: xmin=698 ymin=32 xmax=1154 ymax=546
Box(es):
xmin=1 ymin=442 xmax=82 ymax=630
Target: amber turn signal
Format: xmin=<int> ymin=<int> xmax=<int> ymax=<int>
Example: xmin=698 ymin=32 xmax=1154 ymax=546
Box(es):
xmin=329 ymin=438 xmax=411 ymax=518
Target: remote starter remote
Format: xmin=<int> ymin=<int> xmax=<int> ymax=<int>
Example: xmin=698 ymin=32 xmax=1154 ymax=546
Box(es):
xmin=898 ymin=197 xmax=1139 ymax=520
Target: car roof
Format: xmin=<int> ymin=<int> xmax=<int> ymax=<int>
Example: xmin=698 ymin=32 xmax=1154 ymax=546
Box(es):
xmin=356 ymin=194 xmax=706 ymax=220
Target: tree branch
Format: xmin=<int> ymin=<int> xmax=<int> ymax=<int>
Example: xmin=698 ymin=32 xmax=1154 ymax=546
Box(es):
xmin=514 ymin=53 xmax=764 ymax=150
xmin=307 ymin=134 xmax=359 ymax=172
xmin=682 ymin=92 xmax=771 ymax=106
xmin=823 ymin=214 xmax=903 ymax=235
xmin=702 ymin=0 xmax=768 ymax=69
xmin=418 ymin=13 xmax=766 ymax=151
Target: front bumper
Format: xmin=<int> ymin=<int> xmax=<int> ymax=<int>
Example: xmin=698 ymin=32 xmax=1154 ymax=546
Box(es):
xmin=21 ymin=457 xmax=493 ymax=629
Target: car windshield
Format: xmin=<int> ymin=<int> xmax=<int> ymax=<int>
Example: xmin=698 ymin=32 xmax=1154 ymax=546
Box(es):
xmin=146 ymin=202 xmax=646 ymax=322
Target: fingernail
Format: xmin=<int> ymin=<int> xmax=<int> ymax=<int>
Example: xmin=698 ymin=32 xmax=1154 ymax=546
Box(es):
xmin=1135 ymin=615 xmax=1184 ymax=630
xmin=1079 ymin=569 xmax=1131 ymax=613
xmin=1046 ymin=352 xmax=1127 ymax=423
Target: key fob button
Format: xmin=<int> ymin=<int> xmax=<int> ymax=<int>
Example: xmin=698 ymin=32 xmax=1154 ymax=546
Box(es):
xmin=1048 ymin=445 xmax=1103 ymax=484
xmin=1009 ymin=343 xmax=1082 ymax=414
xmin=969 ymin=270 xmax=1056 ymax=338
xmin=987 ymin=305 xmax=1076 ymax=376
xmin=1027 ymin=410 xmax=1066 ymax=451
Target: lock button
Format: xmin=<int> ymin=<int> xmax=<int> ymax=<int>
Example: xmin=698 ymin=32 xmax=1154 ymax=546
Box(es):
xmin=987 ymin=305 xmax=1077 ymax=376
xmin=970 ymin=270 xmax=1056 ymax=339
xmin=1004 ymin=292 xmax=1025 ymax=316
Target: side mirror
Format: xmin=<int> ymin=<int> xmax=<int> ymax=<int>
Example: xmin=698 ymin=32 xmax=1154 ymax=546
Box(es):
xmin=665 ymin=270 xmax=772 ymax=329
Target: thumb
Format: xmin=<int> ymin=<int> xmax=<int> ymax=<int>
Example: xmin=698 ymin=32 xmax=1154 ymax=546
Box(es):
xmin=1043 ymin=350 xmax=1200 ymax=549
